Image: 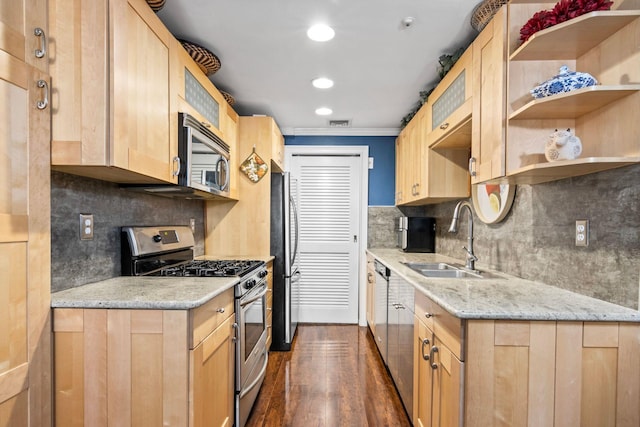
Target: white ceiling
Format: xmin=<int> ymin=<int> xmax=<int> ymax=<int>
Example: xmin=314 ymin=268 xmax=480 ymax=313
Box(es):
xmin=156 ymin=0 xmax=482 ymax=135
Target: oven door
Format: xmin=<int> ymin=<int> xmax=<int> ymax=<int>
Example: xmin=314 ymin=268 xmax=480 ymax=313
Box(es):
xmin=237 ymin=282 xmax=268 ymax=390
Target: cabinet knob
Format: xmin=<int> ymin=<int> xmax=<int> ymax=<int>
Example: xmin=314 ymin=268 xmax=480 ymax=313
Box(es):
xmin=216 ymin=307 xmax=225 ymax=313
xmin=440 ymin=122 xmax=450 ymax=130
xmin=424 ymin=312 xmax=432 ymax=319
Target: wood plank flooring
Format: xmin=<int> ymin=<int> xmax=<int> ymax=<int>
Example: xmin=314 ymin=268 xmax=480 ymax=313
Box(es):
xmin=246 ymin=325 xmax=412 ymax=427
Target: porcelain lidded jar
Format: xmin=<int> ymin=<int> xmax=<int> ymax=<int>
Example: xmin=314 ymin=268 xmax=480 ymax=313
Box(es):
xmin=545 ymin=128 xmax=582 ymax=162
xmin=531 ymin=65 xmax=598 ymax=99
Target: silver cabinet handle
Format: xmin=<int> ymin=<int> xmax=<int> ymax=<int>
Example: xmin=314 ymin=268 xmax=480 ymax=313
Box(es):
xmin=430 ymin=345 xmax=439 ymax=369
xmin=421 ymin=338 xmax=431 ymax=361
xmin=424 ymin=312 xmax=432 ymax=319
xmin=36 ymin=80 xmax=49 ymax=110
xmin=172 ymin=156 xmax=181 ymax=176
xmin=216 ymin=307 xmax=225 ymax=313
xmin=468 ymin=157 xmax=477 ymax=177
xmin=34 ymin=27 xmax=47 ymax=59
xmin=439 ymin=122 xmax=449 ymax=130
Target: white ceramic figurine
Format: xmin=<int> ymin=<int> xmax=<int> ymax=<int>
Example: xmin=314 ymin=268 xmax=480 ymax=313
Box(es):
xmin=545 ymin=128 xmax=582 ymax=162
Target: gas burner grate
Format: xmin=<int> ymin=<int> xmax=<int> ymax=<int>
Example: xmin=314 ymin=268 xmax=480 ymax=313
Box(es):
xmin=158 ymin=259 xmax=264 ymax=277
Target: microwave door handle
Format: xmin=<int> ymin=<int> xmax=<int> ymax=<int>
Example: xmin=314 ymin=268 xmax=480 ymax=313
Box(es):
xmin=215 ymin=157 xmax=230 ymax=191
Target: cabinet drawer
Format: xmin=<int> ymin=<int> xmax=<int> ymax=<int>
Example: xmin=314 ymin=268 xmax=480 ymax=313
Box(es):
xmin=190 ymin=288 xmax=234 ymax=348
xmin=415 ymin=291 xmax=463 ymax=360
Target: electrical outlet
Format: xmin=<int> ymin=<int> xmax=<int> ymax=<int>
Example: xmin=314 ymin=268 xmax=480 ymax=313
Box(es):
xmin=80 ymin=214 xmax=94 ymax=240
xmin=575 ymin=219 xmax=589 ymax=247
xmin=190 ymin=218 xmax=196 ymax=234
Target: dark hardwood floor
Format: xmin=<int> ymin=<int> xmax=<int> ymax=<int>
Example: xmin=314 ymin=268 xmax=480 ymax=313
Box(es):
xmin=246 ymin=325 xmax=412 ymax=427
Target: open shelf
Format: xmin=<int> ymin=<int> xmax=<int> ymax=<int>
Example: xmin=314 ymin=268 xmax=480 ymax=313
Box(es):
xmin=429 ymin=117 xmax=472 ymax=150
xmin=510 ymin=11 xmax=640 ymax=61
xmin=506 ymin=157 xmax=640 ymax=184
xmin=509 ymin=85 xmax=640 ymax=120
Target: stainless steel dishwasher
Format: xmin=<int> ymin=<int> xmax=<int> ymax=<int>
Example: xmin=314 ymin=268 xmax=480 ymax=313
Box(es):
xmin=373 ymin=260 xmax=390 ymax=364
xmin=388 ymin=267 xmax=414 ymax=418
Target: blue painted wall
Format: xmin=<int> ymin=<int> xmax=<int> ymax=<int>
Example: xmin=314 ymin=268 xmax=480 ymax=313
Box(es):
xmin=284 ymin=135 xmax=396 ymax=206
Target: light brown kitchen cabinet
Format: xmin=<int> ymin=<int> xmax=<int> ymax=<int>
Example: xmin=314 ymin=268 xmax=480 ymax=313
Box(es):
xmin=223 ymin=106 xmax=241 ymax=199
xmin=205 ymin=116 xmax=284 ymax=257
xmin=53 ymin=288 xmax=236 ymax=427
xmin=470 ymin=5 xmax=508 ymax=183
xmin=427 ymin=47 xmax=473 ymax=150
xmin=396 ymin=107 xmax=470 ymax=206
xmin=466 ymin=320 xmax=640 ymax=427
xmin=271 ymin=123 xmax=285 ymax=172
xmin=504 ymin=2 xmax=640 ymax=184
xmin=0 ymin=13 xmax=52 ymax=426
xmin=0 ymin=0 xmax=48 ymax=73
xmin=413 ymin=291 xmax=463 ymax=427
xmin=413 ymin=290 xmax=640 ymax=427
xmin=50 ymin=0 xmax=177 ymax=184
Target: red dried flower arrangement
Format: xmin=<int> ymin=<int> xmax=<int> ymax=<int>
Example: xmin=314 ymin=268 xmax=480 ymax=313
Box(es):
xmin=520 ymin=0 xmax=614 ymax=43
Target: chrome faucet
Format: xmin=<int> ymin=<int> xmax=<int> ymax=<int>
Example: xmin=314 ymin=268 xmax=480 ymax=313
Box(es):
xmin=448 ymin=201 xmax=478 ymax=271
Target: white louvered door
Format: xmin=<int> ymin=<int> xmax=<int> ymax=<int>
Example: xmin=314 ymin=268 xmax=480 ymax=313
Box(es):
xmin=289 ymin=154 xmax=361 ymax=323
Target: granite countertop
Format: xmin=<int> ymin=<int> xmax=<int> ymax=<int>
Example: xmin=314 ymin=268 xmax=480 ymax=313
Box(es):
xmin=367 ymin=248 xmax=640 ymax=322
xmin=51 ymin=255 xmax=275 ymax=310
xmin=51 ymin=276 xmax=239 ymax=310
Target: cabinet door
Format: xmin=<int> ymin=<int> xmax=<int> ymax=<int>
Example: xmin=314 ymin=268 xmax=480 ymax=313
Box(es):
xmin=0 ymin=50 xmax=51 ymax=427
xmin=432 ymin=337 xmax=463 ymax=427
xmin=191 ymin=315 xmax=235 ymax=427
xmin=414 ymin=317 xmax=434 ymax=427
xmin=111 ymin=0 xmax=175 ymax=182
xmin=0 ymin=0 xmax=48 ymax=72
xmin=366 ymin=255 xmax=376 ymax=333
xmin=395 ymin=129 xmax=407 ymax=204
xmin=271 ymin=121 xmax=285 ymax=171
xmin=471 ymin=6 xmax=507 ymax=183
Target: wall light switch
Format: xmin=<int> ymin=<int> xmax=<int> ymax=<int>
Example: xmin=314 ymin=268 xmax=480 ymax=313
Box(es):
xmin=368 ymin=157 xmax=374 ymax=169
xmin=575 ymin=219 xmax=589 ymax=247
xmin=80 ymin=214 xmax=94 ymax=240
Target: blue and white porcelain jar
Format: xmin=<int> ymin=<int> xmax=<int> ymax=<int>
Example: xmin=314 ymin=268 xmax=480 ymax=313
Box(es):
xmin=530 ymin=66 xmax=598 ymax=99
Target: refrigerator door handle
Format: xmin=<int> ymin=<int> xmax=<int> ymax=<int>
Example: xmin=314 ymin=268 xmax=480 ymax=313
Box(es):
xmin=289 ymin=194 xmax=300 ymax=267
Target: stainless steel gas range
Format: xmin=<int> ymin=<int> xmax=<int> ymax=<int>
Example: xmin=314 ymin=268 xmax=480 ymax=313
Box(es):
xmin=121 ymin=226 xmax=268 ymax=427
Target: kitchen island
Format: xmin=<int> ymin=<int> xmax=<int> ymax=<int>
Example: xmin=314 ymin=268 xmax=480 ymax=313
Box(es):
xmin=368 ymin=248 xmax=640 ymax=427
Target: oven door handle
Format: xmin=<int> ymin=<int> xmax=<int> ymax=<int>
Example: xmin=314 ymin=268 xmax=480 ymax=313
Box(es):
xmin=239 ymin=350 xmax=269 ymax=399
xmin=239 ymin=285 xmax=268 ymax=307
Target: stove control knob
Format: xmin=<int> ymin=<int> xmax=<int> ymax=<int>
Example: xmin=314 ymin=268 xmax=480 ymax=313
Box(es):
xmin=152 ymin=234 xmax=162 ymax=243
xmin=245 ymin=279 xmax=256 ymax=289
xmin=259 ymin=270 xmax=268 ymax=278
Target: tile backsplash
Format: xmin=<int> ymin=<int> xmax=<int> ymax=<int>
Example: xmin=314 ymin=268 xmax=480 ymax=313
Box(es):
xmin=51 ymin=172 xmax=205 ymax=292
xmin=412 ymin=164 xmax=640 ymax=310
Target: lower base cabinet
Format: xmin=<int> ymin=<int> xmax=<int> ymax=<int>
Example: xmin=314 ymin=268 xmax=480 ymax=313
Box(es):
xmin=413 ymin=291 xmax=640 ymax=427
xmin=53 ymin=288 xmax=235 ymax=427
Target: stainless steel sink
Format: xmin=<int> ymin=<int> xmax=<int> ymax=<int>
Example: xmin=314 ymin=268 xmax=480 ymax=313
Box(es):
xmin=403 ymin=261 xmax=500 ymax=279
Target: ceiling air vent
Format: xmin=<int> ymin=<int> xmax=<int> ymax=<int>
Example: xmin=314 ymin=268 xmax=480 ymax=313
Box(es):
xmin=329 ymin=119 xmax=351 ymax=128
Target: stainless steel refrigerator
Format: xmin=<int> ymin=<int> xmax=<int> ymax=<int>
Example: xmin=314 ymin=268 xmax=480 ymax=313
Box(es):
xmin=270 ymin=171 xmax=300 ymax=351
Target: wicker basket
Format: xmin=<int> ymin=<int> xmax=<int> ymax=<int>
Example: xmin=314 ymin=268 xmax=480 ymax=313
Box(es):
xmin=146 ymin=0 xmax=165 ymax=12
xmin=179 ymin=39 xmax=222 ymax=76
xmin=220 ymin=90 xmax=235 ymax=106
xmin=470 ymin=0 xmax=507 ymax=31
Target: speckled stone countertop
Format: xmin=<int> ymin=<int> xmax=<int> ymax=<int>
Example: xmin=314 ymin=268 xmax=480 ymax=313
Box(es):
xmin=51 ymin=255 xmax=274 ymax=310
xmin=367 ymin=248 xmax=640 ymax=322
xmin=51 ymin=276 xmax=238 ymax=310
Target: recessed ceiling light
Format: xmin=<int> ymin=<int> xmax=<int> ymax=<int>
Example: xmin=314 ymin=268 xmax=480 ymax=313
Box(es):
xmin=307 ymin=24 xmax=335 ymax=42
xmin=315 ymin=107 xmax=333 ymax=116
xmin=312 ymin=77 xmax=334 ymax=89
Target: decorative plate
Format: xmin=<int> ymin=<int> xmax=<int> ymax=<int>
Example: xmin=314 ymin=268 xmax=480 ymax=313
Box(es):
xmin=239 ymin=147 xmax=268 ymax=183
xmin=471 ymin=183 xmax=516 ymax=224
xmin=179 ymin=39 xmax=222 ymax=76
xmin=530 ymin=65 xmax=598 ymax=99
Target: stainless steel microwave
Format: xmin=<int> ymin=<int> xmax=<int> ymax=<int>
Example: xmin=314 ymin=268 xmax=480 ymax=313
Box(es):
xmin=122 ymin=113 xmax=230 ymax=199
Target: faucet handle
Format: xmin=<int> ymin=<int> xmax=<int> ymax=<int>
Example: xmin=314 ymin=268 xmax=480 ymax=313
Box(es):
xmin=463 ymin=246 xmax=478 ymax=261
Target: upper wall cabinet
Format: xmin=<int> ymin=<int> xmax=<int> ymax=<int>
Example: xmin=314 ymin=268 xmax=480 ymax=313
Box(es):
xmin=427 ymin=48 xmax=473 ymax=150
xmin=0 ymin=0 xmax=48 ymax=73
xmin=504 ymin=1 xmax=640 ymax=184
xmin=50 ymin=0 xmax=177 ymax=184
xmin=396 ymin=106 xmax=470 ymax=206
xmin=471 ymin=6 xmax=508 ymax=184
